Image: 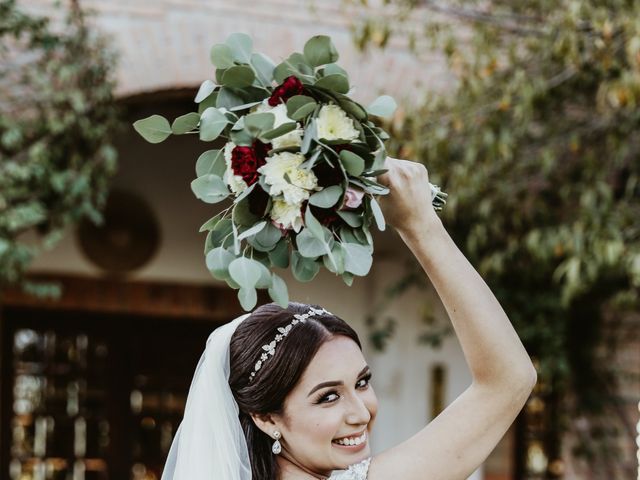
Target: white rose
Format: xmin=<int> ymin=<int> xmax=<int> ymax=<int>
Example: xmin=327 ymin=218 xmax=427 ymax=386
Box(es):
xmin=316 ymin=104 xmax=359 ymax=141
xmin=258 ymin=152 xmax=318 ymax=205
xmin=222 ymin=141 xmax=248 ymax=195
xmin=270 ymin=198 xmax=304 ymax=232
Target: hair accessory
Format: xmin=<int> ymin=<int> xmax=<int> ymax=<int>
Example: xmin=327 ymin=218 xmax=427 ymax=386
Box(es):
xmin=272 ymin=430 xmax=282 ymax=455
xmin=249 ymin=307 xmax=331 ymax=382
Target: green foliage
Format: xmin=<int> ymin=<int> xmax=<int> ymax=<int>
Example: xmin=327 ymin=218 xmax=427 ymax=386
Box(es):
xmin=0 ymin=0 xmax=120 ymax=298
xmin=350 ymin=0 xmax=640 ymax=474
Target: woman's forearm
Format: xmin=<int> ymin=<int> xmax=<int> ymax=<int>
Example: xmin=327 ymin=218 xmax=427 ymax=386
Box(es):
xmin=399 ymin=213 xmax=537 ymax=388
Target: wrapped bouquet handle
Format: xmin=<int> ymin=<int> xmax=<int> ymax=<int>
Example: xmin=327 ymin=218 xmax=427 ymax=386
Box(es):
xmin=134 ymin=33 xmax=447 ymax=310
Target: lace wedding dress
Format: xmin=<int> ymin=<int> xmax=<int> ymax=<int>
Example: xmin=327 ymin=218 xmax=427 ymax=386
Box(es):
xmin=329 ymin=458 xmax=371 ymax=480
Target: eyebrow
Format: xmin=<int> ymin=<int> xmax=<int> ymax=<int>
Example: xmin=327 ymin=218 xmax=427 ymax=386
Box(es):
xmin=307 ymin=366 xmax=371 ymax=397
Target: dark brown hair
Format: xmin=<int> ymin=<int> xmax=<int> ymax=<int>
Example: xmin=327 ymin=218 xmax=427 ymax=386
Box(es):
xmin=229 ymin=302 xmax=362 ymax=480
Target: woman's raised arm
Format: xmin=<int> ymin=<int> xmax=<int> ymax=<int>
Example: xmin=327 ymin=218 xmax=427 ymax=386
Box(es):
xmin=368 ymin=158 xmax=537 ymax=480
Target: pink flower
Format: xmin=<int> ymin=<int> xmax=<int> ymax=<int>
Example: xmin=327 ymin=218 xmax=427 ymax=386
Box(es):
xmin=343 ymin=187 xmax=364 ymax=209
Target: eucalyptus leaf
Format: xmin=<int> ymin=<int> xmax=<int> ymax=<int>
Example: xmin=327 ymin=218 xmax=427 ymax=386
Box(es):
xmin=216 ymin=87 xmax=245 ymax=110
xmin=291 ymin=251 xmax=320 ymax=282
xmin=269 ymin=238 xmax=290 ymax=268
xmin=251 ymin=52 xmax=276 ymax=87
xmin=229 ymin=256 xmax=263 ymax=289
xmin=133 ymin=115 xmax=171 ymax=144
xmin=342 ymin=272 xmax=354 ymax=286
xmin=342 ymin=242 xmax=373 ymax=276
xmin=237 ymin=221 xmax=267 ymax=241
xmin=210 ymin=44 xmax=234 ymax=69
xmin=336 ymin=210 xmax=363 ymax=228
xmin=340 ymin=150 xmax=365 ymax=176
xmin=233 ymin=197 xmax=259 ymax=226
xmin=198 ymin=92 xmax=218 ymax=114
xmin=369 ymin=196 xmax=386 ymax=231
xmin=171 ymin=112 xmax=200 ymax=134
xmin=366 ymin=95 xmax=398 ymax=118
xmin=221 ymin=65 xmax=256 ymax=88
xmin=268 ymin=273 xmax=289 ymax=308
xmin=303 ymin=35 xmax=339 ymax=67
xmin=304 ymin=207 xmax=324 ymax=240
xmin=195 ymin=79 xmax=217 ymax=103
xmin=190 ymin=174 xmax=229 ymax=203
xmin=301 ymin=118 xmax=317 ymax=154
xmin=314 ymin=74 xmax=349 ymax=94
xmin=238 ymin=286 xmax=258 ymax=311
xmin=261 ymin=122 xmax=298 ymax=141
xmin=309 ymin=185 xmax=343 ymax=208
xmin=206 ymin=247 xmax=235 ymax=280
xmin=286 ymin=95 xmax=317 ymax=120
xmin=254 ymin=261 xmax=273 ymax=289
xmin=249 ymin=222 xmax=282 ymax=252
xmin=233 ymin=183 xmax=256 ymax=205
xmin=244 ymin=112 xmax=275 ymax=136
xmin=196 ymin=149 xmax=226 ymax=177
xmin=323 ymin=242 xmax=345 ymax=274
xmin=199 ymin=107 xmax=229 ymax=141
xmin=225 ymin=32 xmax=253 ymax=64
xmin=296 ymin=228 xmax=327 ymax=258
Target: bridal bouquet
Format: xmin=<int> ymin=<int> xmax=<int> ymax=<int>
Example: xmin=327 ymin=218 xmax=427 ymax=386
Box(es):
xmin=134 ymin=33 xmax=447 ymax=310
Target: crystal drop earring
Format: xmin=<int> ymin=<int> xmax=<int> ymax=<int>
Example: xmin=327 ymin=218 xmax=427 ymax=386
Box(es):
xmin=272 ymin=430 xmax=282 ymax=455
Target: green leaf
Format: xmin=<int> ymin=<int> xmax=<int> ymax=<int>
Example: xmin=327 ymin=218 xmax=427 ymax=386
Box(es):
xmin=303 ymin=35 xmax=339 ymax=67
xmin=198 ymin=91 xmax=218 ymax=113
xmin=314 ymin=74 xmax=349 ymax=94
xmin=369 ymin=196 xmax=386 ymax=231
xmin=342 ymin=272 xmax=354 ymax=286
xmin=233 ymin=183 xmax=256 ymax=205
xmin=286 ymin=95 xmax=317 ymax=120
xmin=237 ymin=221 xmax=267 ymax=241
xmin=261 ymin=122 xmax=297 ymax=141
xmin=254 ymin=261 xmax=273 ymax=289
xmin=225 ymin=32 xmax=253 ymax=64
xmin=269 ymin=238 xmax=290 ymax=268
xmin=342 ymin=243 xmax=373 ymax=276
xmin=335 ymin=95 xmax=368 ymax=122
xmin=291 ymin=251 xmax=320 ymax=282
xmin=199 ymin=107 xmax=229 ymax=141
xmin=195 ymin=80 xmax=217 ymax=103
xmin=268 ymin=273 xmax=289 ymax=308
xmin=238 ymin=287 xmax=257 ymax=311
xmin=133 ymin=115 xmax=172 ymax=144
xmin=323 ymin=242 xmax=345 ymax=274
xmin=232 ymin=197 xmax=260 ymax=226
xmin=366 ymin=95 xmax=397 ymax=118
xmin=296 ymin=228 xmax=326 ymax=258
xmin=244 ymin=112 xmax=275 ymax=136
xmin=251 ymin=52 xmax=276 ymax=87
xmin=195 ymin=149 xmax=226 ymax=177
xmin=210 ymin=44 xmax=234 ymax=69
xmin=249 ymin=222 xmax=282 ymax=252
xmin=216 ymin=87 xmax=245 ymax=110
xmin=221 ymin=65 xmax=256 ymax=88
xmin=340 ymin=150 xmax=365 ymax=176
xmin=206 ymin=247 xmax=235 ymax=280
xmin=199 ymin=214 xmax=223 ymax=233
xmin=322 ymin=63 xmax=348 ymax=77
xmin=229 ymin=256 xmax=263 ymax=289
xmin=190 ymin=174 xmax=229 ymax=203
xmin=208 ymin=218 xmax=234 ymax=252
xmin=301 ymin=118 xmax=317 ymax=154
xmin=171 ymin=112 xmax=200 ymax=134
xmin=309 ymin=185 xmax=343 ymax=208
xmin=336 ymin=210 xmax=363 ymax=228
xmin=304 ymin=207 xmax=324 ymax=240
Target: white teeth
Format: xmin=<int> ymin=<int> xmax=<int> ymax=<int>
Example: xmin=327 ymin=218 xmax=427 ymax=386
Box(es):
xmin=334 ymin=431 xmax=366 ymax=446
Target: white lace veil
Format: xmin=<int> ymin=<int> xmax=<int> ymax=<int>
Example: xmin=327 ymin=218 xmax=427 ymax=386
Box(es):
xmin=161 ymin=313 xmax=252 ymax=480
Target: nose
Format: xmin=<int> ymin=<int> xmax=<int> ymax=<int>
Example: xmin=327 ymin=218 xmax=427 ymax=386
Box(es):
xmin=345 ymin=391 xmax=371 ymax=425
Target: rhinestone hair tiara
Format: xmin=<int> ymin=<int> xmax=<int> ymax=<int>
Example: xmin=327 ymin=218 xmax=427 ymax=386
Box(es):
xmin=249 ymin=306 xmax=332 ymax=382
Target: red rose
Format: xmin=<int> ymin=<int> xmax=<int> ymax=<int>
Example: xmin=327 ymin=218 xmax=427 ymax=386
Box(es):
xmin=268 ymin=75 xmax=305 ymax=106
xmin=231 ymin=140 xmax=271 ymax=186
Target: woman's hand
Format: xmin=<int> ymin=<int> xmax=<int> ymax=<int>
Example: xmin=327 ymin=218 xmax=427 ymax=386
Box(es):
xmin=376 ymin=157 xmax=441 ymax=236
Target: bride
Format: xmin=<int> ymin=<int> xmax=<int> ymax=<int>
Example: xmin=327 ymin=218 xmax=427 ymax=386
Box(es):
xmin=161 ymin=158 xmax=538 ymax=480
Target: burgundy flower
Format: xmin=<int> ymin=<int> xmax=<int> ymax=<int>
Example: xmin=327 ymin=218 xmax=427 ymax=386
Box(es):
xmin=313 ymin=159 xmax=344 ymax=188
xmin=309 ymin=204 xmax=342 ymax=228
xmin=268 ymin=75 xmax=305 ymax=106
xmin=231 ymin=140 xmax=271 ymax=186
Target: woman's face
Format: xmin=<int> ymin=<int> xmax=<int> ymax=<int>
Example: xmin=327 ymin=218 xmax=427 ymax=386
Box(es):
xmin=275 ymin=335 xmax=378 ymax=475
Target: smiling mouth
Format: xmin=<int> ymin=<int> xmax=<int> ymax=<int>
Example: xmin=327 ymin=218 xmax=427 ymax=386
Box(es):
xmin=331 ymin=430 xmax=367 ymax=446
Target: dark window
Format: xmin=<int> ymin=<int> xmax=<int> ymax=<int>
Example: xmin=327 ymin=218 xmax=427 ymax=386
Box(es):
xmin=1 ymin=307 xmax=223 ymax=480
